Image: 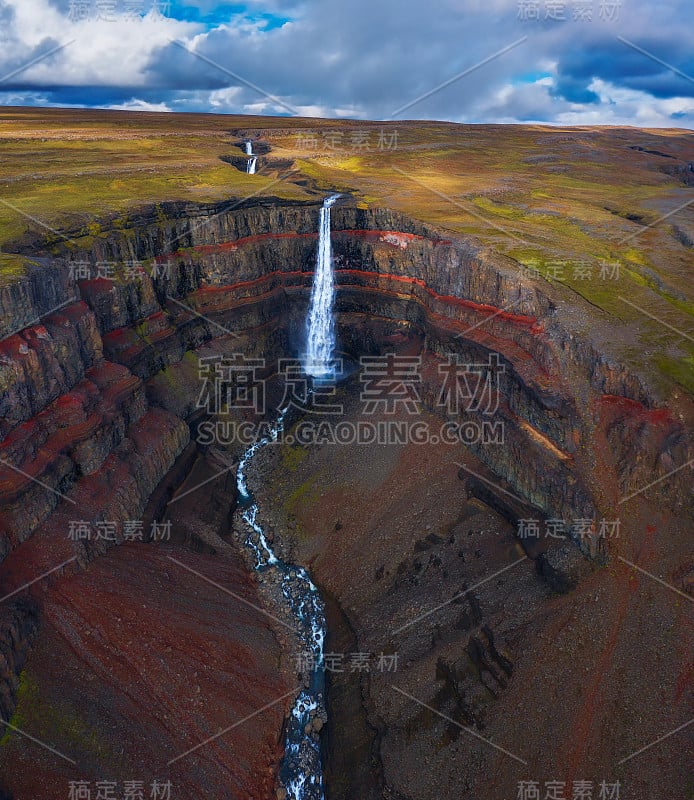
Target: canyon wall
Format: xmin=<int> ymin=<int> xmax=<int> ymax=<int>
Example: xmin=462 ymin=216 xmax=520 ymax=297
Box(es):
xmin=0 ymin=196 xmax=691 ymax=739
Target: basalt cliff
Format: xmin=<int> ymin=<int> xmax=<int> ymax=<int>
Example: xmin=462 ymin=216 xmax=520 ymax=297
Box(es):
xmin=0 ymin=115 xmax=692 ymax=800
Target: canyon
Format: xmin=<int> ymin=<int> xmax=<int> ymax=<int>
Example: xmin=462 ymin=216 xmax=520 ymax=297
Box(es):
xmin=0 ymin=112 xmax=692 ymax=800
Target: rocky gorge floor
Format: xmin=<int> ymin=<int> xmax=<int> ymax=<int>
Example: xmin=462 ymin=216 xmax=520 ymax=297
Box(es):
xmin=245 ymin=377 xmax=693 ymax=800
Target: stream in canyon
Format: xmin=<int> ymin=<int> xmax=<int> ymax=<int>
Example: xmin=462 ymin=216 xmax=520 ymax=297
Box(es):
xmin=236 ymin=410 xmax=327 ymax=800
xmin=235 ymin=195 xmax=342 ymax=799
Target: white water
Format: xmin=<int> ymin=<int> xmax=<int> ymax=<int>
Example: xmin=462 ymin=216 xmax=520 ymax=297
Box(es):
xmin=236 ymin=404 xmax=327 ymax=800
xmin=304 ymin=195 xmax=341 ymax=378
xmin=245 ymin=141 xmax=257 ymax=174
xmin=233 ymin=194 xmax=347 ymax=799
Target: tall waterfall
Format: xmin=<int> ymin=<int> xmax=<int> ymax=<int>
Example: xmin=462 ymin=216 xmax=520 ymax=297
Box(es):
xmin=233 ymin=190 xmax=344 ymax=799
xmin=245 ymin=140 xmax=257 ymax=174
xmin=304 ymin=194 xmax=341 ymax=378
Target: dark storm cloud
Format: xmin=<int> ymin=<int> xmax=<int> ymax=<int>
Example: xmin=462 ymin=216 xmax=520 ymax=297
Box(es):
xmin=551 ymin=77 xmax=600 ymax=105
xmin=554 ymin=36 xmax=694 ymax=102
xmin=140 ymin=0 xmax=694 ymax=122
xmin=1 ymin=0 xmax=692 ymax=124
xmin=39 ymin=86 xmax=168 ymax=105
xmin=145 ymin=0 xmax=529 ymax=117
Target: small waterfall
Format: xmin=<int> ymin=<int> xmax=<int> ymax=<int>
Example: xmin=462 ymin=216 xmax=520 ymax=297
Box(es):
xmin=304 ymin=194 xmax=341 ymax=378
xmin=245 ymin=140 xmax=257 ymax=174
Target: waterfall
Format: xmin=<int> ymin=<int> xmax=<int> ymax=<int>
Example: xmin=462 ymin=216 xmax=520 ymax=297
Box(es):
xmin=304 ymin=194 xmax=341 ymax=378
xmin=245 ymin=140 xmax=257 ymax=174
xmin=233 ymin=190 xmax=343 ymax=800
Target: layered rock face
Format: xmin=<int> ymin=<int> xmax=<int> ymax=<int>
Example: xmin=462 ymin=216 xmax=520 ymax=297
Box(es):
xmin=0 ymin=197 xmax=691 ymax=798
xmin=12 ymin=197 xmax=686 ymax=525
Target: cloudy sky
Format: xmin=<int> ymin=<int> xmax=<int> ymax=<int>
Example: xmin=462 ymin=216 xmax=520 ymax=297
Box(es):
xmin=0 ymin=0 xmax=692 ymax=126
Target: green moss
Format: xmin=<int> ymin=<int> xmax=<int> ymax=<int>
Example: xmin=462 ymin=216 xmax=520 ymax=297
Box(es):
xmin=283 ymin=471 xmax=321 ymax=542
xmin=0 ymin=253 xmax=33 ymax=284
xmin=281 ymin=443 xmax=308 ymax=473
xmin=0 ymin=671 xmax=36 ymax=747
xmin=1 ymin=668 xmax=108 ymax=760
xmin=654 ymin=354 xmax=694 ymax=393
xmin=472 ymin=197 xmax=525 ymax=220
xmin=181 ymin=350 xmax=200 ymax=365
